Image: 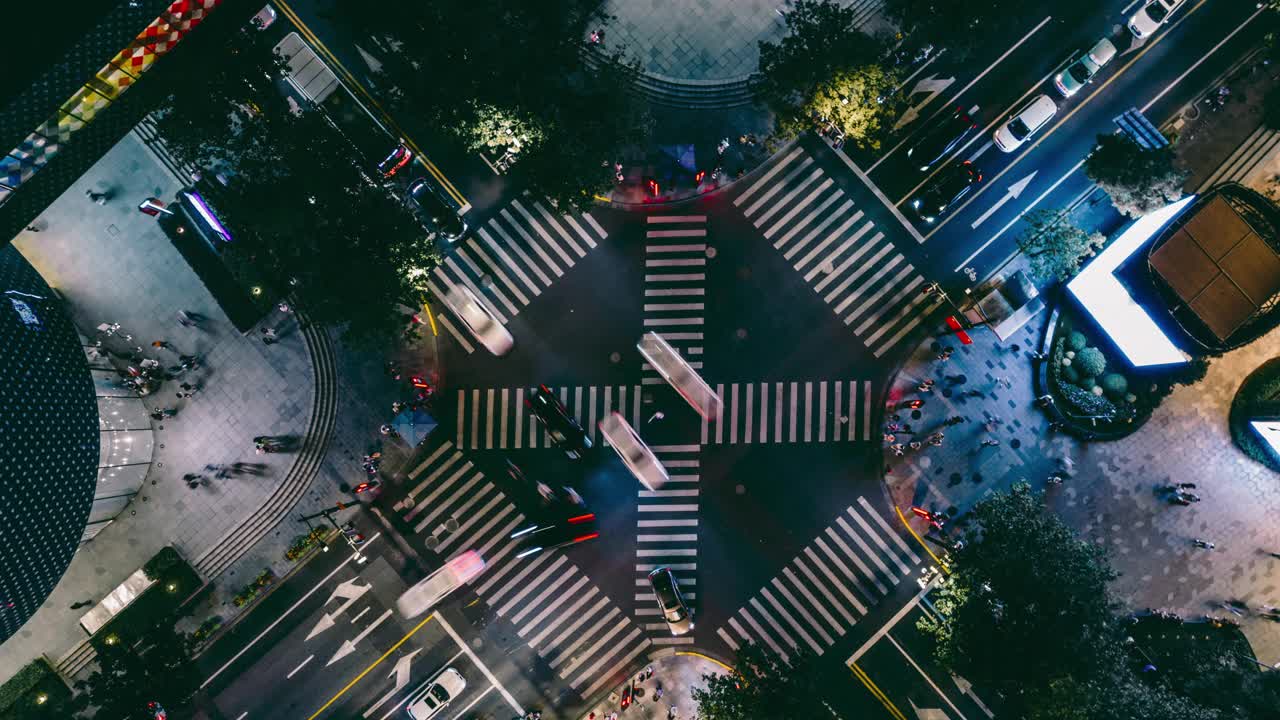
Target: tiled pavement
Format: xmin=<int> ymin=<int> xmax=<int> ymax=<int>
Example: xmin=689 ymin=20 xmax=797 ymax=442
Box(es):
xmin=886 ymin=303 xmax=1280 ymax=665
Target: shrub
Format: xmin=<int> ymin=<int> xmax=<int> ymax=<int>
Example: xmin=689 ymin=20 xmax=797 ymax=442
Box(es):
xmin=1076 ymin=347 xmax=1106 ymax=377
xmin=143 ymin=546 xmax=183 ymax=581
xmin=1079 ymin=376 xmax=1097 ymax=390
xmin=1067 ymin=331 xmax=1088 ymax=351
xmin=285 ymin=528 xmax=328 ymax=561
xmin=192 ymin=616 xmax=223 ymax=644
xmin=1101 ymin=373 xmax=1128 ymax=397
xmin=1058 ymin=382 xmax=1118 ymax=417
xmin=1061 ymin=364 xmax=1080 ymax=383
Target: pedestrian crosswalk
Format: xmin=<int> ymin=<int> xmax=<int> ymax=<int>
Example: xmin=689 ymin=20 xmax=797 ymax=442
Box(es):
xmin=453 ymin=385 xmax=642 ymax=451
xmin=390 ymin=440 xmax=651 ymax=698
xmin=642 ymin=215 xmax=708 ymax=384
xmin=714 ymin=497 xmax=922 ymax=660
xmin=733 ymin=146 xmax=943 ymax=358
xmin=428 ymin=192 xmax=610 ymax=354
xmin=701 ymin=380 xmax=874 ymax=444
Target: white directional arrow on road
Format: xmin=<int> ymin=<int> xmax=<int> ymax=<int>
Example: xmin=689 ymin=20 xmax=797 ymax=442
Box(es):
xmin=894 ymin=74 xmax=957 ymax=131
xmin=970 ymin=171 xmax=1038 ymax=229
xmin=305 ymin=577 xmax=373 ymax=641
xmin=362 ymin=648 xmax=421 ymax=718
xmin=952 ymin=674 xmax=995 ymax=718
xmin=355 ymin=44 xmax=383 ymax=74
xmin=327 ymin=608 xmax=393 ymax=666
xmin=909 ymin=699 xmax=951 ymax=720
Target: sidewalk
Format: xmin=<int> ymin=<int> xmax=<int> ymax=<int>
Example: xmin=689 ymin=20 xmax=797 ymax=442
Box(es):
xmin=576 ymin=650 xmax=729 ymax=720
xmin=885 ymin=302 xmax=1280 ymax=667
xmin=0 ymin=132 xmax=317 ymax=681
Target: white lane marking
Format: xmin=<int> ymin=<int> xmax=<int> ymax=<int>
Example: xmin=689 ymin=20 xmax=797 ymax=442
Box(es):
xmin=848 ymin=577 xmax=938 ymax=663
xmin=734 ymin=145 xmax=803 ymax=206
xmin=831 ymin=150 xmax=927 ymax=244
xmin=436 ymin=614 xmax=523 ymax=713
xmin=286 ymin=654 xmax=314 ymax=679
xmin=953 ymin=158 xmax=1086 ymax=271
xmin=888 ymin=632 xmax=971 ymax=720
xmin=970 ymin=171 xmax=1038 ymax=229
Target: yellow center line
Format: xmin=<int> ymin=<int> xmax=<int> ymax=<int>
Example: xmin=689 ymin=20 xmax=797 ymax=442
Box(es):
xmin=674 ymin=650 xmax=734 ymax=673
xmin=306 ymin=614 xmax=436 ymax=720
xmin=271 ymin=0 xmax=469 ymax=209
xmin=895 ymin=505 xmax=950 ymax=574
xmin=849 ymin=662 xmax=908 ymax=720
xmin=921 ymin=0 xmax=1211 ymax=241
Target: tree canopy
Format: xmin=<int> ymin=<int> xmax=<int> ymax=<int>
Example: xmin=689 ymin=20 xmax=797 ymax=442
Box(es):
xmin=72 ymin=625 xmax=198 ymax=719
xmin=757 ymin=0 xmax=900 ymax=148
xmin=149 ymin=25 xmax=438 ymax=343
xmin=692 ymin=642 xmax=831 ymax=719
xmin=1015 ymin=209 xmax=1107 ymax=283
xmin=1084 ymin=134 xmax=1187 ymax=218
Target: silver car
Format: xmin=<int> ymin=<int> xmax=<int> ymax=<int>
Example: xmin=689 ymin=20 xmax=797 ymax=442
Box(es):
xmin=405 ymin=667 xmax=466 ymax=720
xmin=442 ymin=286 xmax=513 ymax=357
xmin=648 ymin=567 xmax=693 ymax=636
xmin=598 ymin=412 xmax=668 ymax=491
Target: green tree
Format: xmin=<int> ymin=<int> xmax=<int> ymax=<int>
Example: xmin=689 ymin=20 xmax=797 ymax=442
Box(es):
xmin=1084 ymin=134 xmax=1187 ymax=218
xmin=756 ymin=0 xmax=897 ymax=147
xmin=73 ymin=625 xmax=197 ymax=719
xmin=883 ymin=0 xmax=1034 ymax=61
xmin=917 ymin=483 xmax=1118 ymax=714
xmin=692 ymin=642 xmax=830 ymax=719
xmin=1015 ymin=209 xmax=1106 ymax=283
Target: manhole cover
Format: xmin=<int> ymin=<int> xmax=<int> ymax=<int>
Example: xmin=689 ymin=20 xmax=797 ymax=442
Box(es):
xmin=610 ymin=351 xmax=621 ymax=363
xmin=705 ymin=247 xmax=717 ymax=259
xmin=1010 ymin=439 xmax=1021 ymax=449
xmin=736 ymin=484 xmax=746 ymax=495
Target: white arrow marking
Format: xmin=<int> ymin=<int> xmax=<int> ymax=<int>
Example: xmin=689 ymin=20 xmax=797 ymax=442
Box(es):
xmin=306 ymin=578 xmax=373 ymax=641
xmin=362 ymin=649 xmax=421 ymax=718
xmin=327 ymin=609 xmax=393 ymax=666
xmin=894 ymin=75 xmax=956 ymax=131
xmin=951 ymin=675 xmax=995 ymax=718
xmin=354 ymin=44 xmax=383 ymax=74
xmin=910 ymin=699 xmax=951 ymax=720
xmin=970 ymin=171 xmax=1037 ymax=229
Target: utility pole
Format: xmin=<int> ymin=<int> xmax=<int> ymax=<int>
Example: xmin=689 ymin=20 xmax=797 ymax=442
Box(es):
xmin=299 ymin=502 xmax=368 ymax=563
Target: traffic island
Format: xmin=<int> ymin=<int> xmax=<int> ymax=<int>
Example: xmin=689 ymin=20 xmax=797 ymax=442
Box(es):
xmin=575 ymin=649 xmax=730 ymax=720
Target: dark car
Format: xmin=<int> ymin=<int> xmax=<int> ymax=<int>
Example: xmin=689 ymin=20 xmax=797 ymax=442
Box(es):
xmin=910 ymin=161 xmax=982 ymax=224
xmin=511 ymin=512 xmax=599 ymax=559
xmin=408 ymin=176 xmax=466 ymax=242
xmin=525 ymin=385 xmax=593 ymax=459
xmin=905 ymin=107 xmax=977 ymax=172
xmin=506 ymin=459 xmax=585 ymax=510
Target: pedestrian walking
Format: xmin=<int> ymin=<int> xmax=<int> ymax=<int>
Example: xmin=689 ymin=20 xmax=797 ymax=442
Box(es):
xmin=890 ymin=443 xmax=905 ymax=456
xmin=937 ymin=348 xmax=954 ymax=362
xmin=995 ymin=376 xmax=1012 ymax=389
xmin=1266 ymin=550 xmax=1280 ymax=560
xmin=261 ymin=327 xmax=278 ymax=344
xmin=945 ymin=415 xmax=965 ymax=426
xmin=980 ymin=438 xmax=1001 ymax=447
xmin=909 ymin=441 xmax=922 ymax=451
xmin=149 ymin=407 xmax=176 ymax=421
xmin=278 ymin=302 xmax=292 ymax=314
xmin=928 ymin=435 xmax=943 ymax=447
xmin=904 ymin=399 xmax=925 ymax=410
xmin=85 ymin=189 xmax=108 ymax=205
xmin=1058 ymin=456 xmax=1075 ymax=475
xmin=25 ymin=225 xmax=41 ymax=233
xmin=1176 ymin=482 xmax=1197 ymax=489
xmin=964 ymin=389 xmax=985 ymax=398
xmin=1176 ymin=490 xmax=1201 ymax=503
xmin=883 ymin=433 xmax=897 ymax=443
xmin=1036 ymin=394 xmax=1055 ymax=407
xmin=1192 ymin=539 xmax=1215 ymax=550
xmin=1029 ymin=350 xmax=1047 ymax=361
xmin=1047 ymin=474 xmax=1064 ymax=485
xmin=648 ymin=411 xmax=665 ymax=424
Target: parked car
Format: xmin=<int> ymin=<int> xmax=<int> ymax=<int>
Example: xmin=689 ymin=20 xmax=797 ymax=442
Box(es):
xmin=406 ymin=668 xmax=466 ymax=720
xmin=396 ymin=551 xmax=485 ymax=619
xmin=441 ymin=286 xmax=513 ymax=357
xmin=993 ymin=94 xmax=1057 ymax=153
xmin=648 ymin=567 xmax=693 ymax=635
xmin=1054 ymin=39 xmax=1118 ymax=97
xmin=408 ymin=176 xmax=466 ymax=242
xmin=905 ymin=107 xmax=977 ymax=171
xmin=598 ymin=412 xmax=668 ymax=491
xmin=1128 ymin=0 xmax=1184 ymax=39
xmin=377 ymin=143 xmax=414 ymax=178
xmin=511 ymin=512 xmax=599 ymax=559
xmin=250 ymin=4 xmax=277 ymax=30
xmin=910 ymin=161 xmax=982 ymax=223
xmin=525 ymin=385 xmax=592 ymax=459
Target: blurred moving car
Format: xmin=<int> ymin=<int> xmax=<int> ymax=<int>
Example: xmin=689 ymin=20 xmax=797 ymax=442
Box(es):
xmin=377 ymin=143 xmax=414 ymax=178
xmin=637 ymin=332 xmax=721 ymax=420
xmin=1054 ymin=38 xmax=1117 ymax=97
xmin=648 ymin=567 xmax=693 ymax=635
xmin=511 ymin=512 xmax=599 ymax=559
xmin=993 ymin=94 xmax=1057 ymax=153
xmin=1128 ymin=0 xmax=1184 ymax=39
xmin=905 ymin=106 xmax=977 ymax=171
xmin=526 ymin=385 xmax=592 ymax=459
xmin=909 ymin=161 xmax=982 ymax=224
xmin=406 ymin=667 xmax=466 ymax=720
xmin=395 ymin=551 xmax=485 ymax=619
xmin=442 ymin=286 xmax=513 ymax=357
xmin=408 ymin=176 xmax=466 ymax=242
xmin=598 ymin=412 xmax=668 ymax=491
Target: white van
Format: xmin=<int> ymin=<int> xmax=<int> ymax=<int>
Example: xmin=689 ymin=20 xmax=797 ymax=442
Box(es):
xmin=406 ymin=667 xmax=466 ymax=720
xmin=993 ymin=94 xmax=1057 ymax=153
xmin=395 ymin=550 xmax=485 ymax=619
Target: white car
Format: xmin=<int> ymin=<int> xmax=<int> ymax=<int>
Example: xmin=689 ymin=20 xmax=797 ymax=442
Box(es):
xmin=395 ymin=550 xmax=485 ymax=619
xmin=598 ymin=412 xmax=668 ymax=491
xmin=636 ymin=332 xmax=722 ymax=421
xmin=443 ymin=286 xmax=513 ymax=357
xmin=251 ymin=4 xmax=277 ymax=30
xmin=993 ymin=94 xmax=1057 ymax=153
xmin=1053 ymin=38 xmax=1117 ymax=97
xmin=405 ymin=667 xmax=466 ymax=720
xmin=1128 ymin=0 xmax=1184 ymax=39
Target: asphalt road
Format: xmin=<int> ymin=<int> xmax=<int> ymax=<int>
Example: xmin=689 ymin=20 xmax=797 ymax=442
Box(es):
xmin=202 ymin=0 xmax=1273 ymax=716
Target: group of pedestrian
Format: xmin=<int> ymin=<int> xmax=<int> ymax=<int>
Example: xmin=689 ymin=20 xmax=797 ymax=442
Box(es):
xmin=1161 ymin=482 xmax=1201 ymax=505
xmin=362 ymin=452 xmax=382 ymax=477
xmin=255 ymin=436 xmax=286 ymax=454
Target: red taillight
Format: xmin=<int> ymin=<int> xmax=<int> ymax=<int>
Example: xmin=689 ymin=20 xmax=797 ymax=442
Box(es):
xmin=573 ymin=532 xmax=600 ymax=543
xmin=568 ymin=513 xmax=595 ymax=524
xmin=695 ymin=171 xmax=705 ymax=183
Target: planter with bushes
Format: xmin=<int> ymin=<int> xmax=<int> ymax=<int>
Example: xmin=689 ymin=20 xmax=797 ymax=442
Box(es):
xmin=1228 ymin=358 xmax=1280 ymax=472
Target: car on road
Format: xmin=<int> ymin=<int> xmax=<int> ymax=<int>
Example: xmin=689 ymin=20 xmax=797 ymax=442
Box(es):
xmin=506 ymin=460 xmax=584 ymax=509
xmin=904 ymin=106 xmax=977 ymax=171
xmin=1054 ymin=39 xmax=1117 ymax=97
xmin=993 ymin=94 xmax=1057 ymax=153
xmin=408 ymin=176 xmax=466 ymax=242
xmin=648 ymin=567 xmax=693 ymax=635
xmin=526 ymin=385 xmax=592 ymax=459
xmin=909 ymin=161 xmax=982 ymax=224
xmin=396 ymin=551 xmax=485 ymax=619
xmin=1128 ymin=0 xmax=1184 ymax=39
xmin=406 ymin=667 xmax=466 ymax=720
xmin=511 ymin=512 xmax=599 ymax=559
xmin=377 ymin=143 xmax=414 ymax=178
xmin=250 ymin=4 xmax=277 ymax=30
xmin=442 ymin=286 xmax=513 ymax=357
xmin=636 ymin=332 xmax=721 ymax=420
xmin=598 ymin=412 xmax=668 ymax=491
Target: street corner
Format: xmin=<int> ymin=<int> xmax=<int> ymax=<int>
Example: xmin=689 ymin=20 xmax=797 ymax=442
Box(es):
xmin=576 ymin=649 xmax=731 ymax=720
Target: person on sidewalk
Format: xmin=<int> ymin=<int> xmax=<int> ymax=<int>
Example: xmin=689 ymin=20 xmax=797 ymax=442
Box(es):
xmin=1192 ymin=539 xmax=1215 ymax=550
xmin=85 ymin=189 xmax=109 ymax=205
xmin=261 ymin=327 xmax=278 ymax=344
